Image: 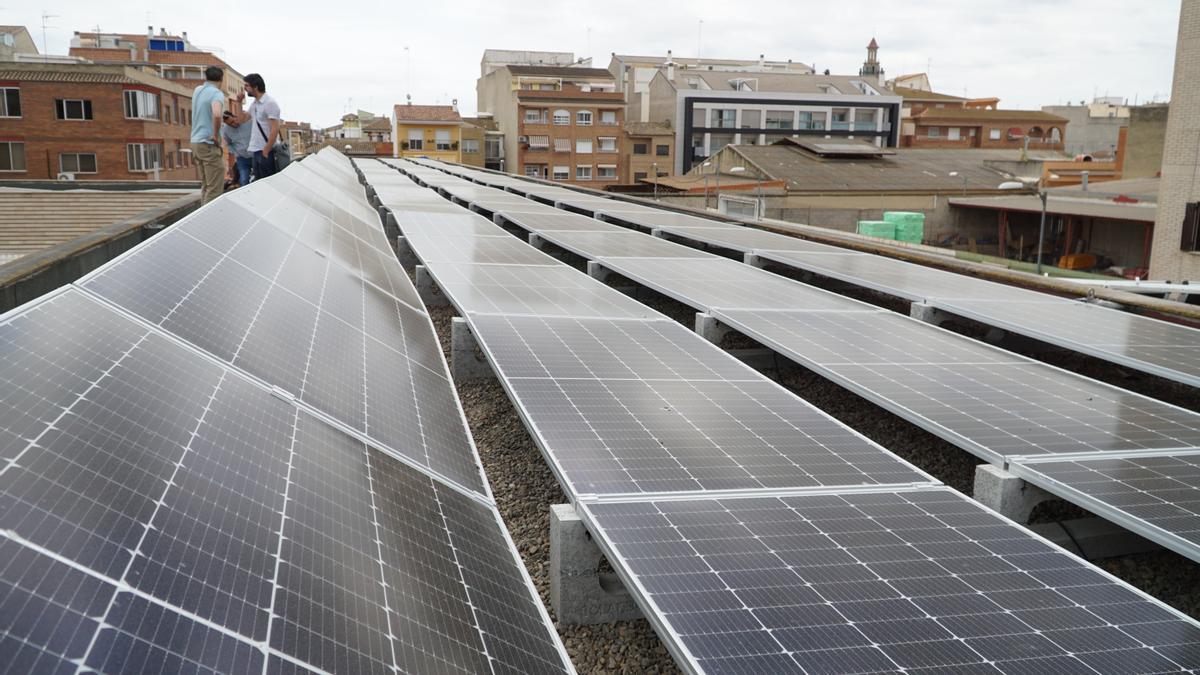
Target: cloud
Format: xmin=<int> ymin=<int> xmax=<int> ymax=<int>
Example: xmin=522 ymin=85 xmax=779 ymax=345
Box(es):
xmin=10 ymin=0 xmax=1179 ymax=125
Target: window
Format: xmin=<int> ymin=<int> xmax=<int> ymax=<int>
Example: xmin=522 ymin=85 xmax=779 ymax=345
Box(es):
xmin=597 ymin=137 xmax=616 ymax=152
xmin=0 ymin=141 xmax=25 ymax=171
xmin=148 ymin=38 xmax=184 ymax=51
xmin=722 ymin=197 xmax=758 ymax=218
xmin=989 ymin=128 xmax=1002 ymax=141
xmin=553 ymin=137 xmax=571 ymax=152
xmin=634 ymin=171 xmax=647 ymax=181
xmin=597 ymin=165 xmax=616 ymax=179
xmin=59 ymin=152 xmax=97 ymax=173
xmin=524 ymin=165 xmax=543 ymax=178
xmin=0 ymin=87 xmax=20 ymax=117
xmin=407 ymin=129 xmax=423 ymax=150
xmin=527 ymin=135 xmax=549 ymax=149
xmin=798 ymin=111 xmax=827 ymax=130
xmin=575 ymin=139 xmax=592 ymax=153
xmin=435 ymin=129 xmax=452 ymax=151
xmin=552 ymin=109 xmax=570 ymax=126
xmin=1181 ymin=201 xmax=1200 ymax=252
xmin=832 ymin=109 xmax=850 ymax=130
xmin=123 ymin=90 xmax=159 ymax=120
xmin=740 ymin=110 xmax=760 ymax=128
xmin=600 ymin=110 xmax=617 ymax=125
xmin=765 ymin=110 xmax=793 ymax=130
xmin=552 ymin=165 xmax=569 ymax=180
xmin=854 ymin=109 xmax=876 ymax=129
xmin=55 ymin=99 xmax=93 ymax=120
xmin=524 ymin=108 xmax=546 ymax=124
xmin=655 ymin=144 xmax=669 ymax=156
xmin=462 ymin=139 xmax=479 ymax=153
xmin=710 ymin=109 xmax=736 ymax=128
xmin=632 ymin=143 xmax=648 ymax=155
xmin=947 ymin=127 xmax=961 ymax=141
xmin=926 ymin=126 xmax=940 ymax=138
xmin=576 ymin=110 xmax=592 ymax=126
xmin=576 ymin=165 xmax=592 ymax=180
xmin=126 ymin=142 xmax=162 ymax=171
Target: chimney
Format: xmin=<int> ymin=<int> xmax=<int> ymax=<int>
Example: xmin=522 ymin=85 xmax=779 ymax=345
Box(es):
xmin=452 ymin=98 xmax=458 ymax=112
xmin=666 ymin=49 xmax=675 ymax=80
xmin=160 ymin=28 xmax=167 ymax=36
xmin=147 ymin=25 xmax=153 ymax=37
xmin=759 ymin=53 xmax=765 ymax=68
xmin=182 ymin=31 xmax=188 ymax=42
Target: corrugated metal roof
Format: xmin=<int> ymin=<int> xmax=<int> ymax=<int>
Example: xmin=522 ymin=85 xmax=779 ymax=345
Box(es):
xmin=732 ymin=145 xmax=1036 ymax=193
xmin=0 ymin=189 xmax=196 ymax=263
xmin=949 ymin=194 xmax=1157 ymax=222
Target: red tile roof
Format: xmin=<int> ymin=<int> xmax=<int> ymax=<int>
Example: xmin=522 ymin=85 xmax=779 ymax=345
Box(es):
xmin=393 ymin=104 xmax=462 ymax=122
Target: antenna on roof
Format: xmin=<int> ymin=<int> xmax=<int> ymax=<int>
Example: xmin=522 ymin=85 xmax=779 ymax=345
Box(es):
xmin=40 ymin=10 xmax=60 ymax=55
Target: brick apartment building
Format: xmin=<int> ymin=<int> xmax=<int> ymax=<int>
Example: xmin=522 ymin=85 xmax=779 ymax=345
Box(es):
xmin=69 ymin=28 xmax=244 ymax=112
xmin=478 ymin=62 xmax=625 ymax=186
xmin=893 ymin=86 xmax=1068 ymax=150
xmin=0 ymin=62 xmax=197 ymax=180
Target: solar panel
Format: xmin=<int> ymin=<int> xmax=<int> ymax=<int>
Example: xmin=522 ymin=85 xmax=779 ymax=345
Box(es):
xmin=597 ymin=208 xmax=740 ymax=230
xmin=823 ymin=362 xmax=1200 ymax=463
xmin=467 ymin=315 xmax=932 ymax=497
xmin=709 ymin=309 xmax=1200 ymax=464
xmin=468 ymin=314 xmax=761 ymax=382
xmin=755 ymin=250 xmax=1037 ymax=303
xmin=497 ymin=209 xmax=628 ymax=233
xmin=659 ymin=226 xmax=852 ymax=255
xmin=0 ymin=180 xmax=573 ymax=674
xmin=404 ymin=231 xmax=563 ymax=265
xmin=535 ymin=230 xmax=716 ymax=259
xmin=1010 ymin=452 xmax=1200 ymax=562
xmin=930 ymin=298 xmax=1200 ymax=387
xmin=712 ymin=309 xmax=1030 ymax=367
xmin=594 ymin=256 xmax=881 ymax=312
xmin=581 ymin=487 xmax=1200 ymax=675
xmin=425 ymin=262 xmax=664 ymax=318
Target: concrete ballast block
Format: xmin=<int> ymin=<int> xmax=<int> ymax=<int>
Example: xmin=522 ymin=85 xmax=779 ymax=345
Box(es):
xmin=973 ymin=464 xmax=1056 ymax=523
xmin=395 ymin=236 xmax=420 ymax=271
xmin=450 ymin=317 xmax=493 ymax=381
xmin=414 ymin=265 xmax=449 ymax=307
xmin=695 ymin=312 xmax=732 ymax=344
xmin=549 ymin=504 xmax=641 ymax=625
xmin=909 ymin=302 xmax=948 ymax=326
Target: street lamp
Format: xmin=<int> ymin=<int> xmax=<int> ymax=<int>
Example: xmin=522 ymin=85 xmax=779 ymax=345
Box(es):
xmin=652 ymin=161 xmax=659 ymax=201
xmin=949 ymin=171 xmax=967 ymax=197
xmin=998 ymin=173 xmax=1059 ymax=275
xmin=702 ymin=161 xmax=712 ymax=209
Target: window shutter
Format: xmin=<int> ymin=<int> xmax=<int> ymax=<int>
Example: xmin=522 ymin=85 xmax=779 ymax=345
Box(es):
xmin=1182 ymin=202 xmax=1200 ymax=252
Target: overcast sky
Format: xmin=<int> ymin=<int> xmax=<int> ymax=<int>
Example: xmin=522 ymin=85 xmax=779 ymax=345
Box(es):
xmin=11 ymin=1 xmax=1181 ymax=127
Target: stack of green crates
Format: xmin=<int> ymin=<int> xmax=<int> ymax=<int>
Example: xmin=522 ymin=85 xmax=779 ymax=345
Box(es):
xmin=856 ymin=220 xmax=895 ymax=239
xmin=884 ymin=211 xmax=925 ymax=244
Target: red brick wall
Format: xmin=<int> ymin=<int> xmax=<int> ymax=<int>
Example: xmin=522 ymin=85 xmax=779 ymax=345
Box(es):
xmin=0 ymin=79 xmax=198 ymax=180
xmin=517 ymin=100 xmax=624 ymax=185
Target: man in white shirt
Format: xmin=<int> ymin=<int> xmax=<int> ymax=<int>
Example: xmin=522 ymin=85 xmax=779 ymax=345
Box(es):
xmin=235 ymin=73 xmax=281 ymax=179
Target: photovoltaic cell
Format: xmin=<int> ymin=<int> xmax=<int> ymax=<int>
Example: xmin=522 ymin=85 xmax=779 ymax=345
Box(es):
xmin=756 ymin=250 xmax=1030 ymax=303
xmin=661 ymin=226 xmax=852 ymax=255
xmin=594 ymin=256 xmax=878 ymax=312
xmin=822 ymin=362 xmax=1200 ymax=462
xmin=1010 ymin=452 xmax=1200 ymax=562
xmin=405 ymin=231 xmax=562 ymax=266
xmin=498 ymin=373 xmax=929 ymax=496
xmin=534 ymin=230 xmax=715 ymax=259
xmin=426 ymin=262 xmax=663 ymax=318
xmin=598 ymin=208 xmax=740 ymax=230
xmin=497 ymin=209 xmax=627 ymax=233
xmin=582 ymin=488 xmax=1200 ymax=674
xmin=468 ymin=314 xmax=759 ymax=382
xmin=930 ymin=298 xmax=1200 ymax=387
xmin=712 ymin=309 xmax=1030 ymax=366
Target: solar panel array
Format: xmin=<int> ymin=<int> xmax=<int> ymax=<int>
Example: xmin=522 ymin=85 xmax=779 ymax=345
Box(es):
xmin=417 ymin=160 xmax=1200 ymax=573
xmin=371 ymin=157 xmax=1200 ymax=674
xmin=0 ymin=150 xmax=574 ymax=675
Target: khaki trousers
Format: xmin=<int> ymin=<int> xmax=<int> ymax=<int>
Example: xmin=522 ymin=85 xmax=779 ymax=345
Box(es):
xmin=192 ymin=142 xmax=225 ymax=205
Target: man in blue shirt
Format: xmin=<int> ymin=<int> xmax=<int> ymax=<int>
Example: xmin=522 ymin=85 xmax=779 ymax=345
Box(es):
xmin=221 ymin=111 xmax=253 ymax=187
xmin=190 ymin=66 xmax=225 ymax=204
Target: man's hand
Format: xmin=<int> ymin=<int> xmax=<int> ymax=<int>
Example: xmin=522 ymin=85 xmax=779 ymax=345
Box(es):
xmin=236 ymin=91 xmax=245 ymax=103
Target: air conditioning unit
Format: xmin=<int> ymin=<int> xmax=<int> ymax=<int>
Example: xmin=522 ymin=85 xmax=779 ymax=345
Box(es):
xmin=56 ymin=172 xmax=76 ymax=181
xmin=518 ymin=135 xmax=528 ymax=143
